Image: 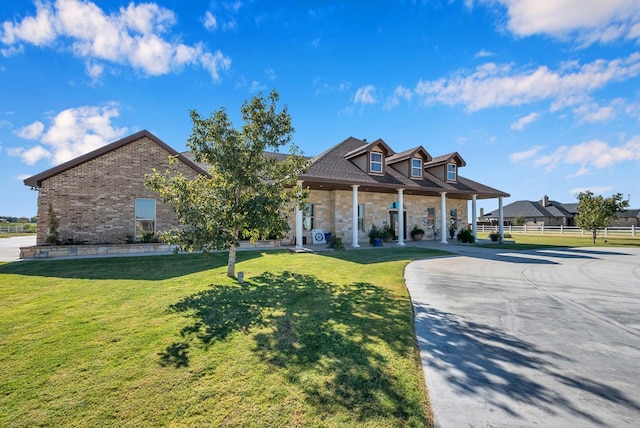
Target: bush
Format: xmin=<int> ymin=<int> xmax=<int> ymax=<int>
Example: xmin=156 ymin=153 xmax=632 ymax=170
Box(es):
xmin=456 ymin=228 xmax=475 ymax=243
xmin=328 ymin=235 xmax=345 ymax=250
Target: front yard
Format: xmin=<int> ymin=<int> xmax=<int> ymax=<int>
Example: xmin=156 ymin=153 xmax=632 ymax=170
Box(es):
xmin=0 ymin=248 xmax=447 ymax=427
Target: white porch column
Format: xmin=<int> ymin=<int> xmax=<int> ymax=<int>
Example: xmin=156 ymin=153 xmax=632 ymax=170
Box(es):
xmin=397 ymin=188 xmax=405 ymax=246
xmin=352 ymin=185 xmax=360 ymax=248
xmin=471 ymin=194 xmax=478 ymax=240
xmin=498 ymin=197 xmax=504 ymax=237
xmin=295 ymin=180 xmax=304 ymax=249
xmin=440 ymin=192 xmax=448 ymax=244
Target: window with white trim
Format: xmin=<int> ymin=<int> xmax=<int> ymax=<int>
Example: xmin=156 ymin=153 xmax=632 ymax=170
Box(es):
xmin=411 ymin=158 xmax=422 ymax=178
xmin=303 ymin=203 xmax=314 ymax=231
xmin=370 ymin=152 xmax=383 ymax=173
xmin=135 ymin=198 xmax=156 ymax=240
xmin=447 ymin=163 xmax=457 ymax=181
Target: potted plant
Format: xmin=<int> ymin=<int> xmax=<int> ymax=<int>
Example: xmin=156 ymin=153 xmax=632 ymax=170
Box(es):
xmin=410 ymin=225 xmax=425 ymax=241
xmin=368 ymin=225 xmax=384 ymax=247
xmin=456 ymin=227 xmax=475 ymax=243
xmin=449 ymin=221 xmax=457 ymax=239
xmin=382 ymin=224 xmax=395 ymax=242
xmin=488 ymin=231 xmax=502 ymax=242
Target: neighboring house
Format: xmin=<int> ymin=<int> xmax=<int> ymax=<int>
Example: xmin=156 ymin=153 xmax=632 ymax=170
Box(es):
xmin=24 ymin=130 xmax=207 ymax=245
xmin=24 ymin=131 xmax=509 ymax=247
xmin=483 ymin=196 xmax=639 ymax=227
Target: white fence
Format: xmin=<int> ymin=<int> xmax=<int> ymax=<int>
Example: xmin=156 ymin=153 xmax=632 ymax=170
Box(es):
xmin=0 ymin=225 xmax=25 ymax=233
xmin=476 ymin=224 xmax=637 ymax=238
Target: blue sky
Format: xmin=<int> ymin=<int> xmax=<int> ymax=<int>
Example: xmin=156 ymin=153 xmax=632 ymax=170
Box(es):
xmin=2 ymin=0 xmax=640 ymax=218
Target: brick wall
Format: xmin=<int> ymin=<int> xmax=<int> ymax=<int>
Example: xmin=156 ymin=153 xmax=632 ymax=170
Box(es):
xmin=35 ymin=136 xmax=200 ymax=245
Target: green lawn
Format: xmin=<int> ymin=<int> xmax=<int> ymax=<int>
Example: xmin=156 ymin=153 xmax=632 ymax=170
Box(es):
xmin=0 ymin=248 xmax=448 ymax=427
xmin=476 ymin=232 xmax=640 ymax=249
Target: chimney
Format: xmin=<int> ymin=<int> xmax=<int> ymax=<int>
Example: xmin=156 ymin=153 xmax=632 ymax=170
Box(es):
xmin=480 ymin=207 xmax=485 ymax=217
xmin=542 ymin=195 xmax=549 ymax=207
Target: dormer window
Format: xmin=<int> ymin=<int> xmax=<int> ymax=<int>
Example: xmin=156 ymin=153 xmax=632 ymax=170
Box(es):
xmin=370 ymin=152 xmax=383 ymax=173
xmin=411 ymin=158 xmax=422 ymax=178
xmin=447 ymin=163 xmax=457 ymax=181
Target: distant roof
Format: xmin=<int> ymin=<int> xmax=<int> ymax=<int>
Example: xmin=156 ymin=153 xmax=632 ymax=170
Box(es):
xmin=484 ymin=199 xmax=573 ymax=218
xmin=24 ymin=130 xmax=208 ymax=188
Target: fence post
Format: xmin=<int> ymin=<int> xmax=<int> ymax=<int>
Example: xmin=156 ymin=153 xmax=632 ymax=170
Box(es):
xmin=524 ymin=224 xmax=527 ymax=234
xmin=633 ymin=225 xmax=636 ymax=238
xmin=541 ymin=224 xmax=545 ymax=234
xmin=604 ymin=227 xmax=608 ymax=237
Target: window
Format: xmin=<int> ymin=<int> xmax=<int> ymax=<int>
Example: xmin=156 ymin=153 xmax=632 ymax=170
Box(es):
xmin=447 ymin=163 xmax=457 ymax=181
xmin=370 ymin=152 xmax=383 ymax=173
xmin=303 ymin=203 xmax=314 ymax=231
xmin=411 ymin=158 xmax=422 ymax=178
xmin=135 ymin=198 xmax=156 ymax=240
xmin=358 ymin=204 xmax=365 ymax=231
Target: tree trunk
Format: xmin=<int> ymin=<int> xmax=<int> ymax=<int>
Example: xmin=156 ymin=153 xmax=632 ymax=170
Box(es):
xmin=592 ymin=229 xmax=597 ymax=244
xmin=227 ymin=245 xmax=236 ymax=277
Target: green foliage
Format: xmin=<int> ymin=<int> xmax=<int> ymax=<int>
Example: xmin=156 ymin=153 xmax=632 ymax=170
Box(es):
xmin=382 ymin=224 xmax=396 ymax=241
xmin=456 ymin=227 xmax=475 ymax=243
xmin=513 ymin=215 xmax=526 ymax=226
xmin=368 ymin=225 xmax=384 ymax=244
xmin=410 ymin=225 xmax=425 ymax=239
xmin=575 ymin=191 xmax=630 ymax=244
xmin=45 ymin=203 xmax=60 ymax=245
xmin=141 ymin=232 xmax=160 ymax=243
xmin=146 ymin=90 xmax=310 ymax=277
xmin=327 ymin=235 xmax=345 ymax=250
xmin=488 ymin=231 xmax=502 ymax=242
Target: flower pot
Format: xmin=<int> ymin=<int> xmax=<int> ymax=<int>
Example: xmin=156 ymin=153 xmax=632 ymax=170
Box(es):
xmin=412 ymin=233 xmax=424 ymax=241
xmin=373 ymin=238 xmax=383 ymax=247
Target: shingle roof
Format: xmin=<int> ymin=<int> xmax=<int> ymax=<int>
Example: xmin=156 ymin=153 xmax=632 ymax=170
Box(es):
xmin=485 ymin=200 xmax=574 ymax=218
xmin=299 ymin=137 xmax=508 ymax=198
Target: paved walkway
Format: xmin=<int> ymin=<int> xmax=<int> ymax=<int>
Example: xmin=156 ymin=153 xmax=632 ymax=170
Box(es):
xmin=0 ymin=235 xmax=36 ymax=262
xmin=406 ymin=245 xmax=640 ymax=427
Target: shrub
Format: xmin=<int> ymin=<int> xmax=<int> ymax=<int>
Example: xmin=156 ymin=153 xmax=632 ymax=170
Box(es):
xmin=456 ymin=228 xmax=475 ymax=243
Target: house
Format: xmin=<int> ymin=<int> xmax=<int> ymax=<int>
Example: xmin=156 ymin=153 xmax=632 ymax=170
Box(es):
xmin=483 ymin=196 xmax=575 ymax=226
xmin=23 ymin=130 xmax=207 ymax=245
xmin=293 ymin=136 xmax=508 ymax=247
xmin=483 ymin=195 xmax=639 ymax=227
xmin=24 ymin=131 xmax=509 ymax=248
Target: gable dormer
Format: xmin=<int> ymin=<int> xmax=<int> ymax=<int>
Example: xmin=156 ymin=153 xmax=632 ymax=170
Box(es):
xmin=344 ymin=138 xmax=394 ymax=175
xmin=425 ymin=152 xmax=466 ymax=183
xmin=386 ymin=146 xmax=432 ymax=179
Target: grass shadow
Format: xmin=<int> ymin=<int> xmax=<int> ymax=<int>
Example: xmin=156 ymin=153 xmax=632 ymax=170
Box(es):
xmin=162 ymin=271 xmax=428 ymax=424
xmin=0 ymin=250 xmax=265 ymax=280
xmin=319 ymin=247 xmax=451 ymax=265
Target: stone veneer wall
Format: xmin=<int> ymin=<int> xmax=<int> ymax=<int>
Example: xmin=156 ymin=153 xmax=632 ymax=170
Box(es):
xmin=287 ymin=189 xmax=469 ymax=245
xmin=34 ymin=136 xmax=200 ymax=245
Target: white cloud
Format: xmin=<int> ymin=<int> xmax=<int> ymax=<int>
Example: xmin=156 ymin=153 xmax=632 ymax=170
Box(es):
xmin=248 ymin=80 xmax=267 ymax=93
xmin=570 ymin=185 xmax=613 ymax=196
xmin=517 ymin=136 xmax=640 ymax=175
xmin=354 ymin=85 xmax=377 ymax=105
xmin=1 ymin=0 xmax=231 ymax=80
xmin=510 ymin=112 xmax=539 ymax=130
xmin=384 ymin=85 xmax=413 ymax=110
xmin=203 ymin=11 xmax=218 ymax=31
xmin=475 ymin=49 xmax=494 ymax=58
xmin=265 ymin=67 xmax=276 ymax=81
xmin=10 ymin=104 xmax=128 ymax=165
xmin=14 ymin=121 xmax=45 ymax=139
xmin=573 ymin=98 xmax=624 ymax=123
xmin=415 ymin=53 xmax=640 ymax=112
xmin=509 ymin=144 xmax=544 ymax=162
xmin=493 ymin=0 xmax=640 ymax=46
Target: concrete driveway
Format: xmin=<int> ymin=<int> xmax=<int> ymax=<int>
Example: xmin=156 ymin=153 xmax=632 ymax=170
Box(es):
xmin=406 ymin=245 xmax=640 ymax=427
xmin=0 ymin=235 xmax=36 ymax=262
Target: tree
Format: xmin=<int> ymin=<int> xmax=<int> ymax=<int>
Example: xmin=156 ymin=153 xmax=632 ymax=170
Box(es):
xmin=146 ymin=90 xmax=309 ymax=277
xmin=575 ymin=191 xmax=629 ymax=244
xmin=513 ymin=215 xmax=526 ymax=226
